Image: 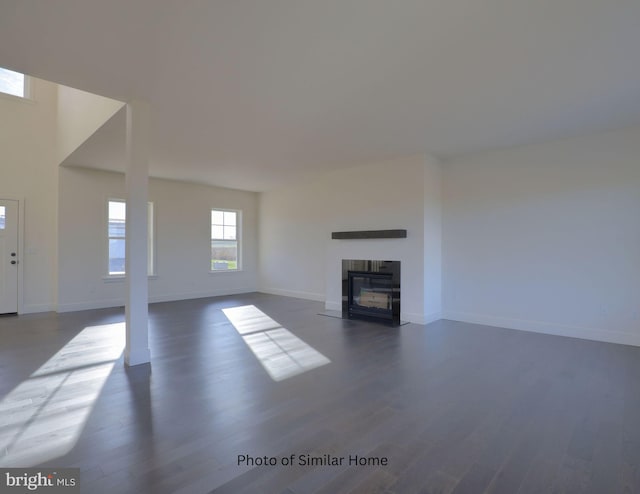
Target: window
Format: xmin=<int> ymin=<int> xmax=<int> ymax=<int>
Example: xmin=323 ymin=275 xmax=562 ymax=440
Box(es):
xmin=108 ymin=201 xmax=126 ymax=275
xmin=107 ymin=200 xmax=154 ymax=276
xmin=0 ymin=206 xmax=5 ymax=229
xmin=0 ymin=67 xmax=28 ymax=98
xmin=211 ymin=209 xmax=240 ymax=271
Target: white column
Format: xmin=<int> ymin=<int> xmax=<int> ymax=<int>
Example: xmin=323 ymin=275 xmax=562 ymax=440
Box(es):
xmin=124 ymin=100 xmax=151 ymax=366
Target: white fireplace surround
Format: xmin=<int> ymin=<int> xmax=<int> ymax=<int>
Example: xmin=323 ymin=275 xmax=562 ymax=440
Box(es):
xmin=325 ymin=239 xmax=427 ymax=324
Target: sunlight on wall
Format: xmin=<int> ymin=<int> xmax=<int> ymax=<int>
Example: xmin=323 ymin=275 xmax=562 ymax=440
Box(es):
xmin=0 ymin=323 xmax=124 ymax=467
xmin=222 ymin=305 xmax=330 ymax=381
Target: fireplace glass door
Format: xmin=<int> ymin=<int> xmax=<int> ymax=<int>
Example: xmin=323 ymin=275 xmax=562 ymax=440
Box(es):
xmin=348 ymin=271 xmax=393 ymax=320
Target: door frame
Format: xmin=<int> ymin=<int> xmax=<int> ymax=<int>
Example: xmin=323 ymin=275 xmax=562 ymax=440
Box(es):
xmin=0 ymin=195 xmax=24 ymax=314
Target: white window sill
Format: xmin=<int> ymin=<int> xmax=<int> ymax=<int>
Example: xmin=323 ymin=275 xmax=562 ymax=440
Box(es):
xmin=208 ymin=269 xmax=243 ymax=275
xmin=103 ymin=274 xmax=158 ymax=282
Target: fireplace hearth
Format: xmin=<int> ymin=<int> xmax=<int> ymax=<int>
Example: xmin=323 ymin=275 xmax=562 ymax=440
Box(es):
xmin=342 ymin=260 xmax=400 ymax=325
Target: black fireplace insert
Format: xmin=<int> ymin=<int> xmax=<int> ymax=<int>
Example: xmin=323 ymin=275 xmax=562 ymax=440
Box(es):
xmin=342 ymin=260 xmax=400 ymax=325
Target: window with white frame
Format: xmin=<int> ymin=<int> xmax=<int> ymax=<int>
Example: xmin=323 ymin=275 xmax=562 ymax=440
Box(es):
xmin=107 ymin=200 xmax=154 ymax=276
xmin=0 ymin=67 xmax=29 ymax=98
xmin=211 ymin=209 xmax=240 ymax=271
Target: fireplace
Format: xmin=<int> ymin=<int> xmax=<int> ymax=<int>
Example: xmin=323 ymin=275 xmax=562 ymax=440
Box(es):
xmin=342 ymin=260 xmax=400 ymax=325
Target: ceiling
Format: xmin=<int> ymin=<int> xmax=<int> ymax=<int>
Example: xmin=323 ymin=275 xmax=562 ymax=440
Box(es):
xmin=1 ymin=0 xmax=640 ymax=191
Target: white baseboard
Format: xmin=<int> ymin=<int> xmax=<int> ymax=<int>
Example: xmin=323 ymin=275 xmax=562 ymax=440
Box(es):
xmin=56 ymin=288 xmax=256 ymax=313
xmin=21 ymin=304 xmax=56 ymax=314
xmin=325 ymin=301 xmax=341 ymax=311
xmin=424 ymin=311 xmax=443 ymax=324
xmin=259 ymin=287 xmax=325 ymax=302
xmin=125 ymin=347 xmax=151 ymax=366
xmin=401 ymin=312 xmax=443 ymax=325
xmin=443 ymin=310 xmax=640 ymax=347
xmin=150 ymin=287 xmax=254 ymax=304
xmin=57 ymin=299 xmax=125 ymax=312
xmin=399 ymin=312 xmax=421 ymax=324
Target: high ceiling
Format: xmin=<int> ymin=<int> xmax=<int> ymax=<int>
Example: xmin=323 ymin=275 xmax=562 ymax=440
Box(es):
xmin=1 ymin=0 xmax=640 ymax=191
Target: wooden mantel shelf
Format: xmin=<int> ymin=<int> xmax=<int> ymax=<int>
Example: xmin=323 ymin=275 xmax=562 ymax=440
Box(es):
xmin=331 ymin=229 xmax=407 ymax=240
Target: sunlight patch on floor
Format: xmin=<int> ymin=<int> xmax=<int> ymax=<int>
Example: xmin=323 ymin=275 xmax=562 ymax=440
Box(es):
xmin=222 ymin=305 xmax=330 ymax=381
xmin=0 ymin=323 xmax=124 ymax=467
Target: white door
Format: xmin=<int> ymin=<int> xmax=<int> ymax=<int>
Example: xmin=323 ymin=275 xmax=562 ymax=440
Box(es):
xmin=0 ymin=199 xmax=18 ymax=314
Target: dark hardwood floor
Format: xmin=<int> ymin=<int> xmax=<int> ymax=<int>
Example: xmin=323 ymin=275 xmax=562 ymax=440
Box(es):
xmin=1 ymin=293 xmax=639 ymax=493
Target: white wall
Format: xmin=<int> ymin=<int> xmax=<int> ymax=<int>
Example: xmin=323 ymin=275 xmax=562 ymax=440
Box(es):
xmin=7 ymin=77 xmax=636 ymax=349
xmin=442 ymin=125 xmax=640 ymax=346
xmin=424 ymin=159 xmax=442 ymax=322
xmin=259 ymin=155 xmax=442 ymax=324
xmin=58 ymin=167 xmax=259 ymax=311
xmin=0 ymin=78 xmax=59 ymax=313
xmin=56 ymin=85 xmax=124 ymax=164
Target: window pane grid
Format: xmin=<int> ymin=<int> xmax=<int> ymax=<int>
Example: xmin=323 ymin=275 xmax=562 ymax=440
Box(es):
xmin=108 ymin=221 xmax=125 ymax=237
xmin=107 ymin=200 xmax=153 ymax=276
xmin=223 ymin=211 xmax=236 ymax=225
xmin=211 ymin=209 xmax=239 ymax=271
xmin=211 ymin=225 xmax=224 ymax=239
xmin=108 ymin=201 xmax=126 ymax=275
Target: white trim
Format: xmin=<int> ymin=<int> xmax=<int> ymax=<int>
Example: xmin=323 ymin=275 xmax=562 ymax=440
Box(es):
xmin=21 ymin=304 xmax=55 ymax=314
xmin=57 ymin=299 xmax=125 ymax=312
xmin=147 ymin=201 xmax=156 ymax=276
xmin=400 ymin=312 xmax=427 ymax=325
xmin=102 ymin=274 xmax=157 ymax=282
xmin=443 ymin=310 xmax=640 ymax=347
xmin=0 ymin=195 xmax=25 ymax=314
xmin=260 ymin=287 xmax=325 ymax=302
xmin=423 ymin=311 xmax=442 ymax=324
xmin=56 ymin=287 xmax=257 ymax=313
xmin=17 ymin=198 xmax=25 ymax=315
xmin=23 ymin=75 xmax=33 ymax=100
xmin=325 ymin=301 xmax=341 ymax=311
xmin=103 ymin=275 xmax=125 ymax=282
xmin=125 ymin=347 xmax=151 ymax=367
xmin=150 ymin=287 xmax=253 ymax=304
xmin=210 ymin=207 xmax=242 ymax=272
